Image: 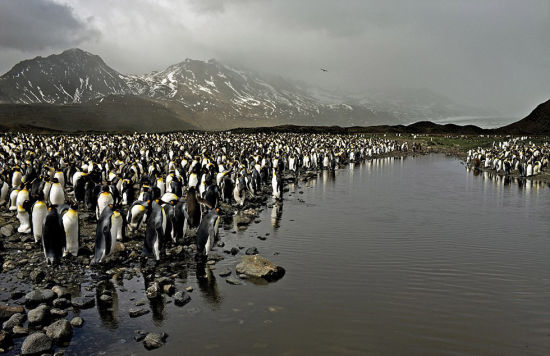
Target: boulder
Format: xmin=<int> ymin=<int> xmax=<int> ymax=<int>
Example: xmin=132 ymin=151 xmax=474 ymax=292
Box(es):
xmin=45 ymin=319 xmax=73 ymax=344
xmin=1 ymin=225 xmax=14 ymax=237
xmin=235 ymin=255 xmax=285 ymax=281
xmin=52 ymin=298 xmax=71 ymax=309
xmin=2 ymin=313 xmax=25 ymax=331
xmin=71 ymin=297 xmax=95 ymax=309
xmin=25 ymin=289 xmax=55 ymax=308
xmin=143 ymin=332 xmax=167 ymax=350
xmin=27 ymin=305 xmax=50 ymax=326
xmin=52 ymin=286 xmax=71 ymax=299
xmin=21 ymin=332 xmax=52 ymax=355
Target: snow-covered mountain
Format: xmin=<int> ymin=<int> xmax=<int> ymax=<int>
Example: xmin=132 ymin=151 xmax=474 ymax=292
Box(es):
xmin=0 ymin=48 xmax=487 ymax=129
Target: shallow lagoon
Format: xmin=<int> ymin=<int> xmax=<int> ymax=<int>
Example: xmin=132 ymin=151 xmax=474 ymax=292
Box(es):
xmin=9 ymin=154 xmax=550 ymax=355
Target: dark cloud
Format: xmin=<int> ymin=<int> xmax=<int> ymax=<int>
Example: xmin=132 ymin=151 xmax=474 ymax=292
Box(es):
xmin=0 ymin=0 xmax=548 ymax=118
xmin=0 ymin=0 xmax=99 ymax=51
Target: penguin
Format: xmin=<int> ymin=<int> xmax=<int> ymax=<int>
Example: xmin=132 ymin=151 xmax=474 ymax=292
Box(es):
xmin=233 ymin=175 xmax=246 ymax=206
xmin=16 ymin=185 xmax=30 ymax=210
xmin=74 ymin=173 xmax=88 ymax=204
xmin=185 ymin=187 xmax=202 ymax=229
xmin=195 ymin=209 xmax=221 ymax=258
xmin=16 ymin=201 xmax=32 ymax=234
xmin=272 ymin=169 xmax=283 ymax=201
xmin=96 ymin=186 xmax=114 ymax=219
xmin=31 ymin=195 xmax=48 ymax=243
xmin=11 ymin=168 xmax=22 ymax=188
xmin=143 ymin=200 xmax=166 ymax=261
xmin=49 ymin=178 xmax=65 ymax=206
xmin=60 ymin=203 xmax=79 ymax=256
xmin=111 ymin=206 xmax=125 ymax=242
xmin=127 ymin=200 xmax=148 ymax=233
xmin=42 ymin=206 xmax=66 ymax=265
xmin=93 ymin=205 xmax=115 ymax=263
xmin=0 ymin=178 xmax=9 ymax=206
xmin=54 ymin=171 xmax=65 ymax=188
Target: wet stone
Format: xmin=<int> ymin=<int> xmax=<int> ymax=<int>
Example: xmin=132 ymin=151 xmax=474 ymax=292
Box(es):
xmin=143 ymin=332 xmax=167 ymax=350
xmin=27 ymin=305 xmax=50 ymax=326
xmin=71 ymin=297 xmax=95 ymax=309
xmin=173 ymin=292 xmax=191 ymax=307
xmin=129 ymin=308 xmax=150 ymax=318
xmin=226 ymin=277 xmax=242 ymax=285
xmin=218 ymin=268 xmax=232 ymax=277
xmin=21 ymin=332 xmax=52 ymax=355
xmin=52 ymin=298 xmax=71 ymax=309
xmin=1 ymin=225 xmax=14 ymax=238
xmin=0 ymin=305 xmax=25 ymax=322
xmin=50 ymin=308 xmax=68 ymax=318
xmin=45 ymin=319 xmax=73 ymax=345
xmin=245 ymin=247 xmax=259 ymax=255
xmin=70 ymin=317 xmax=83 ymax=328
xmin=2 ymin=313 xmax=26 ymax=331
xmin=12 ymin=325 xmax=28 ymax=338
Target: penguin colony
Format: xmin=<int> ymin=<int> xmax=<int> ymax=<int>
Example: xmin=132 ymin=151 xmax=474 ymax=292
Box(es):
xmin=0 ymin=132 xmax=409 ymax=266
xmin=466 ymin=137 xmax=550 ymax=177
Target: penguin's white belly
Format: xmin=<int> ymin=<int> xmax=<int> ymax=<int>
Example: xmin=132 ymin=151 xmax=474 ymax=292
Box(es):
xmin=16 ymin=190 xmax=29 ymax=209
xmin=50 ymin=185 xmax=65 ymax=205
xmin=9 ymin=190 xmax=19 ymax=211
xmin=32 ymin=203 xmax=48 ymax=242
xmin=63 ymin=213 xmax=79 ymax=256
xmin=0 ymin=182 xmax=9 ymax=204
xmin=110 ymin=213 xmax=123 ymax=250
xmin=97 ymin=194 xmax=114 ymax=218
xmin=17 ymin=209 xmax=31 ymax=234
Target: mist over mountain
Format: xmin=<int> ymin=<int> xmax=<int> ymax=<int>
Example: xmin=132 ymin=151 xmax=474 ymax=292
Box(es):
xmin=0 ymin=48 xmax=495 ymax=131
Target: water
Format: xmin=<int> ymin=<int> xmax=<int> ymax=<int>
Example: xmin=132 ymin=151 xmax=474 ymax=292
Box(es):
xmin=57 ymin=155 xmax=550 ymax=355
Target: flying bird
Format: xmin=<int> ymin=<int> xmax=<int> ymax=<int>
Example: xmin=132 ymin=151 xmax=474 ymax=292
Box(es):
xmin=321 ymin=68 xmax=328 ymax=72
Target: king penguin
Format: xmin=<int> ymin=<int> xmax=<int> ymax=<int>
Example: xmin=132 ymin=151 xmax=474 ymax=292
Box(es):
xmin=196 ymin=209 xmax=220 ymax=258
xmin=143 ymin=200 xmax=166 ymax=261
xmin=60 ymin=203 xmax=80 ymax=256
xmin=42 ymin=206 xmax=66 ymax=265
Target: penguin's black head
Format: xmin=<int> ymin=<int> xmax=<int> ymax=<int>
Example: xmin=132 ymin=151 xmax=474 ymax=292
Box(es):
xmin=51 ymin=177 xmax=59 ymax=184
xmin=101 ymin=185 xmax=110 ymax=192
xmin=70 ymin=201 xmax=79 ymax=210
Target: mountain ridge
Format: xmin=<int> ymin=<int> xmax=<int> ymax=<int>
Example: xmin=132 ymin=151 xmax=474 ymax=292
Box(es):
xmin=0 ymin=48 xmax=491 ymax=129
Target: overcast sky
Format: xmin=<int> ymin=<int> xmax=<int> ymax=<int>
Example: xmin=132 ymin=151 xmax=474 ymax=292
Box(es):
xmin=0 ymin=0 xmax=549 ymax=117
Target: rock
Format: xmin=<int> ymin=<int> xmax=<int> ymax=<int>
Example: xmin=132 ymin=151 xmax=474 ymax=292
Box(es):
xmin=70 ymin=317 xmax=83 ymax=328
xmin=30 ymin=269 xmax=46 ymax=284
xmin=245 ymin=247 xmax=259 ymax=255
xmin=25 ymin=289 xmax=56 ymax=308
xmin=51 ymin=286 xmax=71 ymax=299
xmin=226 ymin=277 xmax=242 ymax=285
xmin=173 ymin=292 xmax=191 ymax=306
xmin=218 ymin=268 xmax=232 ymax=277
xmin=52 ymin=298 xmax=71 ymax=309
xmin=146 ymin=283 xmax=160 ymax=300
xmin=185 ymin=286 xmax=193 ymax=292
xmin=12 ymin=325 xmax=28 ymax=337
xmin=0 ymin=305 xmax=25 ymax=322
xmin=71 ymin=297 xmax=95 ymax=309
xmin=28 ymin=305 xmax=50 ymax=326
xmin=230 ymin=247 xmax=239 ymax=255
xmin=207 ymin=253 xmax=224 ymax=262
xmin=2 ymin=260 xmax=15 ymax=271
xmin=143 ymin=332 xmax=167 ymax=350
xmin=129 ymin=308 xmax=150 ymax=318
xmin=45 ymin=319 xmax=73 ymax=345
xmin=235 ymin=255 xmax=286 ymax=281
xmin=1 ymin=225 xmax=14 ymax=237
xmin=162 ymin=284 xmax=175 ymax=295
xmin=217 ymin=241 xmax=225 ymax=248
xmin=99 ymin=294 xmax=113 ymax=303
xmin=238 ymin=274 xmax=249 ymax=279
xmin=50 ymin=308 xmax=68 ymax=318
xmin=135 ymin=299 xmax=147 ymax=306
xmin=10 ymin=290 xmax=25 ymax=300
xmin=21 ymin=332 xmax=52 ymax=355
xmin=2 ymin=313 xmax=26 ymax=331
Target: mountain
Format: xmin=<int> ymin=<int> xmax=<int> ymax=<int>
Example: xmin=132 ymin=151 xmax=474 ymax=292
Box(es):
xmin=0 ymin=48 xmax=491 ymax=130
xmin=497 ymin=99 xmax=550 ymax=135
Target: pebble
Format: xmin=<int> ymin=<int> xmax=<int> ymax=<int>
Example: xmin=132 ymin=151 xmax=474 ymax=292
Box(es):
xmin=70 ymin=317 xmax=84 ymax=328
xmin=129 ymin=308 xmax=150 ymax=318
xmin=226 ymin=277 xmax=242 ymax=285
